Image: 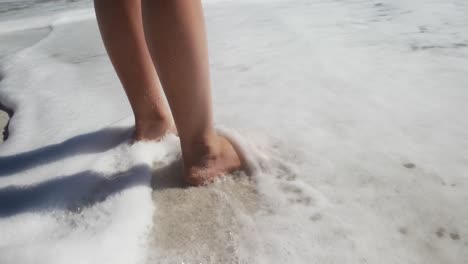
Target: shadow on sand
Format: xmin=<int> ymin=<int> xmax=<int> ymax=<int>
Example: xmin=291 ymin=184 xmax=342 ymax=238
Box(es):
xmin=0 ymin=123 xmax=192 ymax=218
xmin=0 ymin=160 xmax=187 ymax=217
xmin=0 ymin=127 xmax=132 ymax=177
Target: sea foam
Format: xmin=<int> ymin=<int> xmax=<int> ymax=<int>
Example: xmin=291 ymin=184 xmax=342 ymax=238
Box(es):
xmin=1 ymin=0 xmax=468 ymax=263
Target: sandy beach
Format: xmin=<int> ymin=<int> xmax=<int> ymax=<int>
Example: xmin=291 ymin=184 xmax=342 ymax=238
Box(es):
xmin=0 ymin=109 xmax=7 ymax=142
xmin=0 ymin=0 xmax=467 ymax=263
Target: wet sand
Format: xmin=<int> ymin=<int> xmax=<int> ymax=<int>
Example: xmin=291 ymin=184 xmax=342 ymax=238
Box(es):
xmin=148 ymin=161 xmax=261 ymax=263
xmin=0 ymin=109 xmax=8 ymax=142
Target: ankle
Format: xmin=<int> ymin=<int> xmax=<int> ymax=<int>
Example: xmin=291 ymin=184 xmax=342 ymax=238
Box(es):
xmin=135 ymin=112 xmax=172 ymax=127
xmin=182 ymin=133 xmax=221 ymax=163
xmin=132 ymin=113 xmax=175 ymax=141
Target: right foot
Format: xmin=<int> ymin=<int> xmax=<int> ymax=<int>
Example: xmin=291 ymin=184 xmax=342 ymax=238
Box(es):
xmin=184 ymin=134 xmax=243 ymax=186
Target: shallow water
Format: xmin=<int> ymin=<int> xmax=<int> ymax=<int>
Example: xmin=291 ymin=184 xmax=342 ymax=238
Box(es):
xmin=0 ymin=0 xmax=467 ymax=263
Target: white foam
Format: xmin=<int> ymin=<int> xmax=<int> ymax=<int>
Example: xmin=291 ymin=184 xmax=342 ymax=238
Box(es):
xmin=1 ymin=0 xmax=468 ymax=263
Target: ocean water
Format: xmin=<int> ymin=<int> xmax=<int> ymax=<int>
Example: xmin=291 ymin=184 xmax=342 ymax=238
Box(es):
xmin=0 ymin=0 xmax=467 ymax=263
xmin=0 ymin=0 xmax=90 ymax=13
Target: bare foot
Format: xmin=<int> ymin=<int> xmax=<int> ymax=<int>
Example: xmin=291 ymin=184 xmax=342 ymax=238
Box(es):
xmin=133 ymin=117 xmax=177 ymax=142
xmin=184 ymin=135 xmax=243 ymax=186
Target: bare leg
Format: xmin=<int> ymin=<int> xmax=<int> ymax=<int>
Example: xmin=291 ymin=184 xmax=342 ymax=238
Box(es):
xmin=94 ymin=0 xmax=175 ymax=141
xmin=142 ymin=0 xmax=242 ymax=185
